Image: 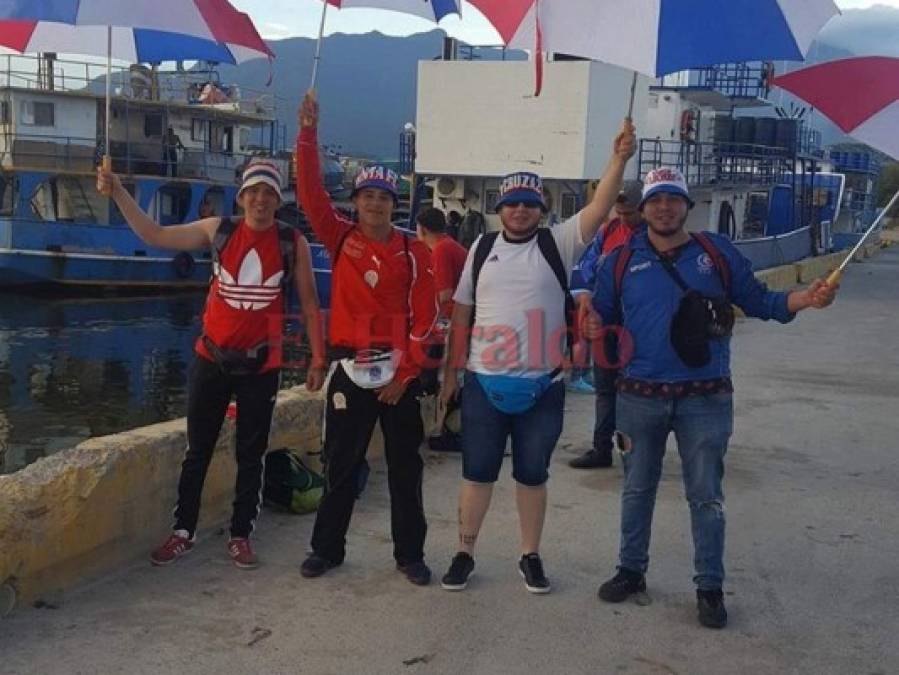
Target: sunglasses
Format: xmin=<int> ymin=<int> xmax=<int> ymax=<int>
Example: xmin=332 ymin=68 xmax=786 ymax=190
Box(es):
xmin=502 ymin=200 xmax=543 ymax=210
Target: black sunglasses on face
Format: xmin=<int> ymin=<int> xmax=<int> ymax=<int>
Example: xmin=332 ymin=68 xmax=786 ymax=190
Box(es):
xmin=503 ymin=201 xmax=543 ymax=210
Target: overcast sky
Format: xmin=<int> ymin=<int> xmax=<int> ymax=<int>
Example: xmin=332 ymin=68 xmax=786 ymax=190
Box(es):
xmin=232 ymin=0 xmax=899 ymax=42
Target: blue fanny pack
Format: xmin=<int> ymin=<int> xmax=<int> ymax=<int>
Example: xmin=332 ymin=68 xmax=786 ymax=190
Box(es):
xmin=475 ymin=369 xmax=560 ymax=415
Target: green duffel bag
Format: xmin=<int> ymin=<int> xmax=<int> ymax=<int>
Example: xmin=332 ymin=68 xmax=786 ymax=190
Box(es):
xmin=263 ymin=449 xmax=324 ymax=514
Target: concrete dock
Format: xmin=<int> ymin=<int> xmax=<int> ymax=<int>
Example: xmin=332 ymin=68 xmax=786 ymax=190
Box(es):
xmin=1 ymin=247 xmax=898 ymax=675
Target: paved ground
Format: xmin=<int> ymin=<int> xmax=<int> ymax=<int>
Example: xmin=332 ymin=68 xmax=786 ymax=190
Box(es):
xmin=2 ymin=248 xmax=898 ymax=675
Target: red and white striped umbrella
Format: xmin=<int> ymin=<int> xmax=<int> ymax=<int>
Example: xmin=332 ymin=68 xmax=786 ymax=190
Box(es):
xmin=774 ymin=57 xmax=899 ymax=285
xmin=772 ymin=56 xmax=899 ymax=161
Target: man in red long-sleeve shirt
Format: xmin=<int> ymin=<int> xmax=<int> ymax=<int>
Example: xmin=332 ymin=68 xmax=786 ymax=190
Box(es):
xmin=296 ymin=91 xmax=437 ymax=585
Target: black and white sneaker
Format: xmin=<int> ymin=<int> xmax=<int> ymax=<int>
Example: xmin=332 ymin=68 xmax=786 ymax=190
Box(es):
xmin=518 ymin=553 xmax=551 ymax=594
xmin=441 ymin=552 xmax=475 ymax=591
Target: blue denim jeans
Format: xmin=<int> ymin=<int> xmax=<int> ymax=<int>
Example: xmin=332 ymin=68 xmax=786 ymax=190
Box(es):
xmin=461 ymin=371 xmax=565 ymax=486
xmin=615 ymin=391 xmax=733 ymax=590
xmin=592 ymin=365 xmax=618 ymax=453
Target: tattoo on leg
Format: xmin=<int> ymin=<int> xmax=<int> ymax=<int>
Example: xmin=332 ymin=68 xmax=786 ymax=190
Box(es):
xmin=459 ymin=533 xmax=478 ymax=546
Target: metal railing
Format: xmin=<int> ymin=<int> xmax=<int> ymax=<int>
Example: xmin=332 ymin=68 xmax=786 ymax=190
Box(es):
xmin=1 ymin=131 xmax=281 ymax=182
xmin=658 ymin=62 xmax=772 ymax=100
xmin=638 ymin=138 xmax=792 ymax=188
xmin=0 ymin=54 xmax=282 ymax=117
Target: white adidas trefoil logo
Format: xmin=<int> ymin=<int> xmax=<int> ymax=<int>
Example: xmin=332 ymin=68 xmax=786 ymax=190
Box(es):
xmin=215 ymin=249 xmax=282 ymax=310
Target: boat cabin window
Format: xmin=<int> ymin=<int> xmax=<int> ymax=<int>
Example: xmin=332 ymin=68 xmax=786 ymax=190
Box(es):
xmin=0 ymin=173 xmax=15 ymax=214
xmin=28 ymin=176 xmax=113 ymax=223
xmin=29 ymin=180 xmax=56 ymax=221
xmin=0 ymin=174 xmax=15 ymax=215
xmin=151 ymin=183 xmax=191 ymax=225
xmin=560 ymin=192 xmax=578 ymax=219
xmin=21 ymin=100 xmax=55 ymax=127
xmin=191 ymin=119 xmax=208 ymax=143
xmin=55 ymin=176 xmax=109 ymax=224
xmin=485 ymin=189 xmax=500 ymax=213
xmin=199 ymin=188 xmax=224 ymax=218
xmin=144 ymin=113 xmax=163 ymax=138
xmin=210 ymin=124 xmax=234 ymax=154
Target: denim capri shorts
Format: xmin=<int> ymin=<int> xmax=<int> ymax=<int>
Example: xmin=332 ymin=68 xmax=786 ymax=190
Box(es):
xmin=461 ymin=370 xmax=565 ymax=486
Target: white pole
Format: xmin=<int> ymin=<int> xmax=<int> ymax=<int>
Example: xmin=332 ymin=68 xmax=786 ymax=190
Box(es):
xmin=104 ymin=25 xmax=112 ymax=173
xmin=828 ymin=188 xmax=899 ymax=285
xmin=309 ymin=0 xmax=329 ymax=90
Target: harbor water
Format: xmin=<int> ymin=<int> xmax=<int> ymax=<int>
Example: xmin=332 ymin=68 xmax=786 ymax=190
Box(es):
xmin=0 ymin=292 xmax=206 ymax=474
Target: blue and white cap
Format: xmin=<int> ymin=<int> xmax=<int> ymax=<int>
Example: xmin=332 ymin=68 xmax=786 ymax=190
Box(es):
xmin=352 ymin=165 xmax=400 ymax=200
xmin=495 ymin=171 xmax=547 ymax=212
xmin=239 ymin=159 xmax=283 ymax=202
xmin=639 ymin=168 xmax=694 ymax=208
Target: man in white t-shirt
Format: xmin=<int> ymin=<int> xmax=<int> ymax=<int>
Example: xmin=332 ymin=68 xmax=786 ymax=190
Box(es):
xmin=438 ymin=121 xmax=637 ymax=593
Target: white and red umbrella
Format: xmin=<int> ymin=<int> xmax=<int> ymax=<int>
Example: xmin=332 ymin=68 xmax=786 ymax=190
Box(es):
xmin=772 ymin=57 xmax=899 ymax=162
xmin=772 ymin=56 xmax=899 ymax=285
xmin=469 ymin=0 xmax=840 ymax=97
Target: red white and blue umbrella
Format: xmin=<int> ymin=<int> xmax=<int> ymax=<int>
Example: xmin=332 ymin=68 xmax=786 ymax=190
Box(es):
xmin=324 ymin=0 xmax=461 ymax=22
xmin=308 ymin=0 xmax=462 ymax=87
xmin=0 ymin=0 xmax=268 ymax=47
xmin=469 ymin=0 xmax=840 ymax=96
xmin=772 ymin=56 xmax=899 ymax=285
xmin=0 ymin=0 xmax=272 ymax=170
xmin=0 ymin=20 xmax=272 ymax=66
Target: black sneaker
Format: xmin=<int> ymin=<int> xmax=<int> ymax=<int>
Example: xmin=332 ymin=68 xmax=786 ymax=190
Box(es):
xmin=697 ymin=589 xmax=728 ymax=629
xmin=300 ymin=554 xmax=340 ymax=578
xmin=441 ymin=552 xmax=475 ymax=591
xmin=568 ymin=449 xmax=613 ymax=469
xmin=597 ymin=567 xmax=646 ymax=602
xmin=428 ymin=431 xmax=462 ymax=452
xmin=397 ymin=560 xmax=432 ymax=586
xmin=518 ymin=553 xmax=551 ymax=594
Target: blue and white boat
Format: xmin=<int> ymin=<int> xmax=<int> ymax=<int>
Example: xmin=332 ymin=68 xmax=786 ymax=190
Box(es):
xmin=0 ymin=53 xmax=342 ymax=304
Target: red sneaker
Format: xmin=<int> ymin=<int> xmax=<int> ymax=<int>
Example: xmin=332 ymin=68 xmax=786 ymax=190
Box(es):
xmin=228 ymin=537 xmax=259 ymax=569
xmin=150 ymin=532 xmax=193 ymax=566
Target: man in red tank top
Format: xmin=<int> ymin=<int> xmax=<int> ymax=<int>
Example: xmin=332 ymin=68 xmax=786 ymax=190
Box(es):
xmin=97 ymin=159 xmax=326 ymax=570
xmin=297 ymin=91 xmax=437 ymax=586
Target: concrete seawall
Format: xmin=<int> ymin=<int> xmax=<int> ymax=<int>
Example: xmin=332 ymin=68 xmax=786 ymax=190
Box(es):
xmin=0 ymin=387 xmax=323 ymax=609
xmin=0 ymin=240 xmax=889 ymax=614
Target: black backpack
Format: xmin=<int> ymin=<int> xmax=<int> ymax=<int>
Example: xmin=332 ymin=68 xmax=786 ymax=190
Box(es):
xmin=470 ymin=229 xmax=575 ymax=358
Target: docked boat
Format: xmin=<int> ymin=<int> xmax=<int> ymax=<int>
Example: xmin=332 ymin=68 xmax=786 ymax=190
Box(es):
xmin=0 ymin=53 xmax=341 ymax=304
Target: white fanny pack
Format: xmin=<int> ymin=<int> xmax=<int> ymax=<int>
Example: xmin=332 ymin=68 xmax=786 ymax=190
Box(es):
xmin=341 ymin=349 xmax=403 ymax=389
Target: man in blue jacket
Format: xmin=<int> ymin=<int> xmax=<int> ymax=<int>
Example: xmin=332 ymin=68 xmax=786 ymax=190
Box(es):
xmin=585 ymin=168 xmax=838 ymax=629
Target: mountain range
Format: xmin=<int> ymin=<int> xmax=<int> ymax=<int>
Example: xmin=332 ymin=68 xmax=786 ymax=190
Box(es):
xmin=215 ymin=6 xmax=896 ymax=159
